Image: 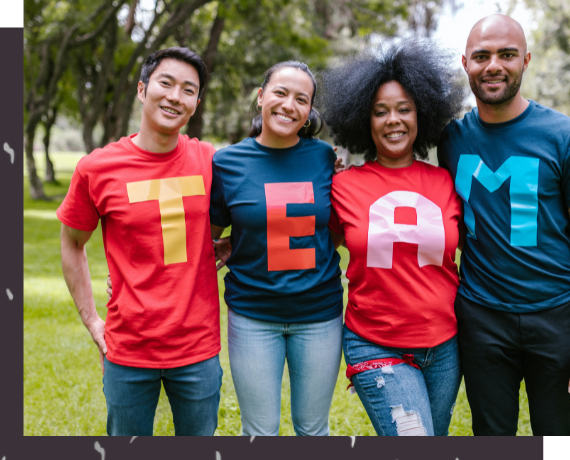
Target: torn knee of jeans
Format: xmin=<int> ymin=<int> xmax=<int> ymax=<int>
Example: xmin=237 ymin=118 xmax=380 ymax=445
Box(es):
xmin=381 ymin=366 xmax=394 ymax=374
xmin=374 ymin=376 xmax=385 ymax=388
xmin=390 ymin=405 xmax=428 ymax=436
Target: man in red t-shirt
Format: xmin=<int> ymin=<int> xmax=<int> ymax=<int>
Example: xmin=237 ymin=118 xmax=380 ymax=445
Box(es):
xmin=57 ymin=48 xmax=222 ymax=436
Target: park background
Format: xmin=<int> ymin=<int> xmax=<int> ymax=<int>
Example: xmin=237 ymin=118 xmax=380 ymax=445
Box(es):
xmin=23 ymin=0 xmax=569 ymax=435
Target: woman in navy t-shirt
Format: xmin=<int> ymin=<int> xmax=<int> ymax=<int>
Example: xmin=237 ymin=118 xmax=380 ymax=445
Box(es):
xmin=210 ymin=61 xmax=343 ymax=436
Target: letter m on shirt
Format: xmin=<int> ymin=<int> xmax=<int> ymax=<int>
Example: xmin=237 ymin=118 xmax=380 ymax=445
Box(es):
xmin=455 ymin=155 xmax=539 ymax=246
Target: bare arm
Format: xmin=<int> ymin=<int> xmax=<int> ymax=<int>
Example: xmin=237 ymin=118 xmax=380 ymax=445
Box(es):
xmin=211 ymin=224 xmax=231 ymax=271
xmin=60 ymin=223 xmax=107 ymax=374
xmin=329 ymin=228 xmax=345 ymax=249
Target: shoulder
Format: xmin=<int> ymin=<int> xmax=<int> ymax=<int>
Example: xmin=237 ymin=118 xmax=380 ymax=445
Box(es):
xmin=530 ymin=102 xmax=570 ymax=129
xmin=302 ymin=137 xmax=335 ymax=156
xmin=332 ymin=161 xmax=371 ymax=189
xmin=75 ymin=138 xmax=127 ymax=174
xmin=418 ymin=160 xmax=453 ymax=180
xmin=213 ymin=137 xmax=254 ymax=166
xmin=182 ymin=135 xmax=215 ymax=158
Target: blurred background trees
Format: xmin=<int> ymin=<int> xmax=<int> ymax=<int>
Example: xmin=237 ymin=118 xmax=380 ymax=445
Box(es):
xmin=23 ymin=0 xmax=490 ymax=199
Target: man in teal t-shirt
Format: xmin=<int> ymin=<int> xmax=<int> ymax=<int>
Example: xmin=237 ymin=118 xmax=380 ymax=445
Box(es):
xmin=438 ymin=15 xmax=570 ymax=435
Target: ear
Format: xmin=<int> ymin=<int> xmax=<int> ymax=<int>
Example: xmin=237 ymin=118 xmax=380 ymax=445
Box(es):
xmin=257 ymin=87 xmax=263 ymax=106
xmin=137 ymin=81 xmax=146 ymax=104
xmin=523 ymin=51 xmax=531 ymax=72
xmin=461 ymin=54 xmax=468 ymax=74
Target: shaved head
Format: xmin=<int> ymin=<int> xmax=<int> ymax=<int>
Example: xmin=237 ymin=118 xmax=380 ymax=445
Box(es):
xmin=467 ymin=14 xmax=527 ymax=55
xmin=462 ymin=14 xmax=531 ymax=111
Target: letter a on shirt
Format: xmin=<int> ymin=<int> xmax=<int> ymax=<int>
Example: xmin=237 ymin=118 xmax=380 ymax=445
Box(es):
xmin=367 ymin=191 xmax=445 ymax=269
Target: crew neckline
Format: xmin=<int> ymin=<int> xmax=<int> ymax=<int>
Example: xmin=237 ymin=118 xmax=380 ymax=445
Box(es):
xmin=476 ymin=100 xmax=536 ymax=130
xmin=250 ymin=136 xmax=305 ymax=154
xmin=370 ymin=159 xmax=418 ymax=172
xmin=123 ymin=133 xmax=185 ymax=160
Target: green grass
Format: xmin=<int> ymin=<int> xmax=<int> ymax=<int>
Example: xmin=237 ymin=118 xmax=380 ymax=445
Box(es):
xmin=24 ymin=152 xmax=532 ymax=436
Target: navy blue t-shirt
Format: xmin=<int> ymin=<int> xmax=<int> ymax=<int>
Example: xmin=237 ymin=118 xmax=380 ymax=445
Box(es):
xmin=438 ymin=101 xmax=570 ymax=312
xmin=210 ymin=136 xmax=343 ymax=323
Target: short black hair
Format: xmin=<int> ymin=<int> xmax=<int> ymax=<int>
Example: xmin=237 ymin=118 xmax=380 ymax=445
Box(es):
xmin=249 ymin=60 xmax=323 ymax=138
xmin=140 ymin=47 xmax=208 ymax=99
xmin=321 ymin=38 xmax=466 ymax=161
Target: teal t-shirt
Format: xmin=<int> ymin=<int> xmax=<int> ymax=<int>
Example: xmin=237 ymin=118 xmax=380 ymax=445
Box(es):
xmin=438 ymin=101 xmax=570 ymax=312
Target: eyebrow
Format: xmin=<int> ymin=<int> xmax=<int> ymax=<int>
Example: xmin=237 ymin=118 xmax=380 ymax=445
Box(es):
xmin=470 ymin=47 xmax=519 ymax=57
xmin=272 ymin=85 xmax=310 ymax=99
xmin=156 ymin=72 xmax=199 ymax=89
xmin=373 ymin=100 xmax=412 ymax=108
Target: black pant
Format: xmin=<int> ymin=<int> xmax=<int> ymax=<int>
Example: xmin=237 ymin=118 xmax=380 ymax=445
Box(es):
xmin=455 ymin=295 xmax=570 ymax=435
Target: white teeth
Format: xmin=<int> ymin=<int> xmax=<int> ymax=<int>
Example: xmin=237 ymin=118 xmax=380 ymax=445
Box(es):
xmin=276 ymin=114 xmax=293 ymax=122
xmin=486 ymin=80 xmax=504 ymax=83
xmin=386 ymin=133 xmax=404 ymax=138
xmin=162 ymin=107 xmax=179 ymax=114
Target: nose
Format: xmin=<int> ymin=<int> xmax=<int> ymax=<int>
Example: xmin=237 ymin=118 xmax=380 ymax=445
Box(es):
xmin=386 ymin=109 xmax=401 ymax=125
xmin=485 ymin=54 xmax=503 ymax=74
xmin=166 ymin=85 xmax=182 ymax=104
xmin=280 ymin=95 xmax=295 ymax=112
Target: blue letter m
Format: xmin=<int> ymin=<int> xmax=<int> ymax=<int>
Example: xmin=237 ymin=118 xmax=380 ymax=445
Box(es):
xmin=455 ymin=155 xmax=539 ymax=246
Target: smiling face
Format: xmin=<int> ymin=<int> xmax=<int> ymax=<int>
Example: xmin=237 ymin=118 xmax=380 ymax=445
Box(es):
xmin=370 ymin=81 xmax=417 ymax=168
xmin=463 ymin=15 xmax=530 ymax=106
xmin=137 ymin=58 xmax=201 ymax=136
xmin=256 ymin=67 xmax=314 ymax=148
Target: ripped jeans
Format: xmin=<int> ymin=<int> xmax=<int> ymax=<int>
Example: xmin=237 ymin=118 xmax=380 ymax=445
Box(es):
xmin=343 ymin=325 xmax=461 ymax=436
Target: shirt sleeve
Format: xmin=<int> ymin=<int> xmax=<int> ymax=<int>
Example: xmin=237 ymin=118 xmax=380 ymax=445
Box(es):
xmin=328 ymin=204 xmax=343 ymax=235
xmin=562 ymin=142 xmax=570 ymax=210
xmin=56 ymin=165 xmax=100 ymax=231
xmin=209 ymin=160 xmax=231 ymax=228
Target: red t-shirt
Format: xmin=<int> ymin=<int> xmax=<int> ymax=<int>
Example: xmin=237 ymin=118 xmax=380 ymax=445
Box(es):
xmin=329 ymin=160 xmax=461 ymax=348
xmin=57 ymin=134 xmax=220 ymax=368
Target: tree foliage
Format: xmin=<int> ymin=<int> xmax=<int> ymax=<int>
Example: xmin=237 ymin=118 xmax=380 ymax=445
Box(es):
xmin=24 ymin=0 xmax=454 ymax=199
xmin=523 ymin=0 xmax=570 ymax=115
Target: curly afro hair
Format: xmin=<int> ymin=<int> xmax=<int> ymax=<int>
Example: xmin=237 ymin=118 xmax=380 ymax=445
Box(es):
xmin=320 ymin=38 xmax=466 ymax=161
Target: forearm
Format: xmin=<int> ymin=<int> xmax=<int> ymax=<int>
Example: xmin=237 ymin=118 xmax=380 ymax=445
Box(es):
xmin=61 ymin=229 xmax=99 ymax=327
xmin=211 ymin=223 xmax=225 ymax=240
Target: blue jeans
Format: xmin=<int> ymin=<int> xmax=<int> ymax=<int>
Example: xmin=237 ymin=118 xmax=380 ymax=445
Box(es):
xmin=343 ymin=326 xmax=461 ymax=436
xmin=103 ymin=354 xmax=223 ymax=436
xmin=227 ymin=308 xmax=343 ymax=436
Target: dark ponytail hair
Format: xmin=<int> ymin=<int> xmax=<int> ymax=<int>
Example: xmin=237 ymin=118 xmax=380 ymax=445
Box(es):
xmin=249 ymin=61 xmax=323 ymax=138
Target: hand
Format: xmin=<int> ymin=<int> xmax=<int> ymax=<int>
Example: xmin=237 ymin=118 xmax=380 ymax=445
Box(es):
xmin=85 ymin=315 xmax=107 ymax=375
xmin=334 ymin=148 xmax=345 ymax=174
xmin=106 ymin=273 xmax=112 ymax=300
xmin=214 ymin=237 xmax=232 ymax=271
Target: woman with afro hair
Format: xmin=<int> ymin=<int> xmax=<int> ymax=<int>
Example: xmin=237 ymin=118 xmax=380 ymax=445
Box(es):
xmin=321 ymin=39 xmax=466 ymax=436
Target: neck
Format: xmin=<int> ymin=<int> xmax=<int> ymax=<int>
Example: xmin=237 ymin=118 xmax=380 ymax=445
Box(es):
xmin=376 ymin=152 xmax=414 ymax=169
xmin=476 ymin=93 xmax=529 ymax=124
xmin=256 ymin=131 xmax=300 ymax=149
xmin=132 ymin=119 xmax=180 ymax=153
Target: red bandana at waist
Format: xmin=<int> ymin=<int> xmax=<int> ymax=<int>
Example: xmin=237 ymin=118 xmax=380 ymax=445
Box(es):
xmin=345 ymin=354 xmax=420 ymax=390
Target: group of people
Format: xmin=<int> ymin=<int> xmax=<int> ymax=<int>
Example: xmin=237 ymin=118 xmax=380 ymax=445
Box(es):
xmin=57 ymin=13 xmax=570 ymax=436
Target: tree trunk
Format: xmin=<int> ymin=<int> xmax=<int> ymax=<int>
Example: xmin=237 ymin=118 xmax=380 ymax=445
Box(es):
xmin=25 ymin=119 xmax=47 ymax=200
xmin=81 ymin=17 xmax=117 ymax=152
xmin=42 ymin=106 xmax=58 ymax=183
xmin=186 ymin=9 xmax=225 ymax=139
xmin=124 ymin=0 xmax=138 ymax=36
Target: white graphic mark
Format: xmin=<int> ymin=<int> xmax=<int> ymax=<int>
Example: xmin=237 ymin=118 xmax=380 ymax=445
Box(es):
xmin=3 ymin=143 xmax=14 ymax=164
xmin=216 ymin=452 xmax=221 ymax=460
xmin=349 ymin=436 xmax=356 ymax=448
xmin=130 ymin=436 xmax=137 ymax=443
xmin=6 ymin=289 xmax=13 ymax=300
xmin=94 ymin=441 xmax=105 ymax=460
xmin=250 ymin=436 xmax=255 ymax=443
